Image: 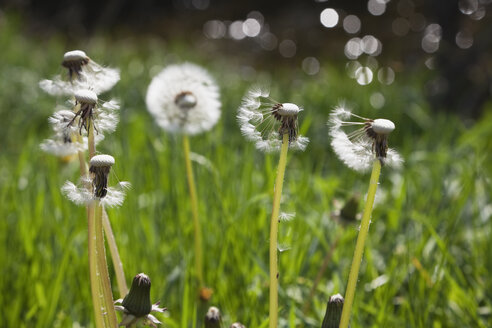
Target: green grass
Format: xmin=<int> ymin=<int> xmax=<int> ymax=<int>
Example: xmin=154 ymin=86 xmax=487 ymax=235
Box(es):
xmin=1 ymin=13 xmax=492 ymax=328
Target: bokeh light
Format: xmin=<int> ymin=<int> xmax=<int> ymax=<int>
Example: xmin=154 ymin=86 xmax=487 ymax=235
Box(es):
xmin=344 ymin=38 xmax=363 ymax=59
xmin=320 ymin=8 xmax=339 ymax=28
xmin=346 ymin=60 xmax=362 ymax=78
xmin=368 ymin=0 xmax=387 ymax=16
xmin=362 ymin=35 xmax=382 ymax=56
xmin=421 ymin=23 xmax=442 ymax=53
xmin=302 ymin=57 xmax=320 ymax=75
xmin=355 ymin=67 xmax=373 ymax=85
xmin=370 ymin=92 xmax=385 ymax=108
xmin=242 ymin=18 xmax=261 ymax=37
xmin=203 ymin=20 xmax=226 ymax=39
xmin=343 ymin=15 xmax=361 ymax=34
xmin=259 ymin=32 xmax=278 ymax=50
xmin=229 ymin=20 xmax=246 ymax=40
xmin=458 ymin=0 xmax=479 ymax=15
xmin=456 ymin=31 xmax=473 ymax=49
xmin=279 ymin=39 xmax=296 ymax=58
xmin=377 ymin=67 xmax=395 ymax=85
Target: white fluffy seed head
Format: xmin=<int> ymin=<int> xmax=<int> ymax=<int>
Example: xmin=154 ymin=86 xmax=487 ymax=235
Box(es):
xmin=63 ymin=50 xmax=88 ymax=62
xmin=75 ymin=89 xmax=98 ymax=104
xmin=278 ymin=103 xmax=301 ymax=116
xmin=372 ymin=119 xmax=395 ymax=134
xmin=90 ymin=154 xmax=115 ymax=167
xmin=146 ymin=63 xmax=221 ymax=135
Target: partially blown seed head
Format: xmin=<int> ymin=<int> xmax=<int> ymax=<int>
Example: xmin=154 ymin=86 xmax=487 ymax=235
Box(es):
xmin=237 ymin=86 xmax=309 ymax=152
xmin=328 ymin=104 xmax=402 ymax=172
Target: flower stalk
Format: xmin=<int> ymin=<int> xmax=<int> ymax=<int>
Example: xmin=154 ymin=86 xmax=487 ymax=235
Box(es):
xmin=338 ymin=159 xmax=381 ymax=328
xmin=183 ymin=135 xmax=205 ymax=290
xmin=94 ymin=201 xmax=119 ymax=328
xmin=269 ymin=133 xmax=289 ymax=328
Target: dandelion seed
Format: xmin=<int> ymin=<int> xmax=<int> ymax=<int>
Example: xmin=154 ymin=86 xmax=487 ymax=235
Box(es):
xmin=115 ymin=273 xmax=166 ymax=328
xmin=279 ymin=212 xmax=295 ymax=221
xmin=146 ymin=63 xmax=221 ymax=135
xmin=328 ymin=104 xmax=402 ymax=172
xmin=39 ymin=50 xmax=120 ymax=96
xmin=237 ymin=86 xmax=309 ymax=152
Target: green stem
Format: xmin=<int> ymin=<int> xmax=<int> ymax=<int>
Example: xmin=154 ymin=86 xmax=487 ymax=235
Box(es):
xmin=102 ymin=210 xmax=128 ymax=298
xmin=95 ymin=201 xmax=119 ymax=328
xmin=339 ymin=160 xmax=382 ymax=328
xmin=88 ymin=203 xmax=105 ymax=328
xmin=88 ymin=117 xmax=96 ymax=160
xmin=183 ymin=135 xmax=204 ymax=289
xmin=269 ymin=133 xmax=289 ymax=328
xmin=81 ymin=122 xmax=127 ymax=298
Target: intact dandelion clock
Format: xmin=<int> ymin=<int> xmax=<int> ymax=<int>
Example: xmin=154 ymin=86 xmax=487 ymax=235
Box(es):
xmin=237 ymin=87 xmax=309 ymax=152
xmin=237 ymin=86 xmax=309 ymax=328
xmin=39 ymin=50 xmax=120 ymax=96
xmin=146 ymin=63 xmax=221 ymax=135
xmin=62 ymin=154 xmax=130 ymax=207
xmin=328 ymin=105 xmax=402 ymax=172
xmin=329 ymin=104 xmax=402 ymax=328
xmin=146 ymin=62 xmax=221 ymax=296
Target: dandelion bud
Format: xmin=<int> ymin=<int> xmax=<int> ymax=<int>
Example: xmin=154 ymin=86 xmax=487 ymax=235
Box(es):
xmin=122 ymin=273 xmax=153 ymax=317
xmin=321 ymin=294 xmax=345 ymax=328
xmin=89 ymin=154 xmax=114 ymax=198
xmin=230 ymin=323 xmax=246 ymax=328
xmin=204 ymin=306 xmax=222 ymax=328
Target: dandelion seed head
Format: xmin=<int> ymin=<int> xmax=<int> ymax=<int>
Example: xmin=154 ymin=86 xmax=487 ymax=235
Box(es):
xmin=75 ymin=89 xmax=98 ymax=105
xmin=328 ymin=104 xmax=402 ymax=172
xmin=278 ymin=103 xmax=302 ymax=116
xmin=146 ymin=63 xmax=221 ymax=135
xmin=372 ymin=118 xmax=395 ymax=134
xmin=62 ymin=50 xmax=89 ymax=65
xmin=90 ymin=154 xmax=115 ymax=167
xmin=41 ymin=50 xmax=120 ymax=96
xmin=237 ymin=86 xmax=309 ymax=152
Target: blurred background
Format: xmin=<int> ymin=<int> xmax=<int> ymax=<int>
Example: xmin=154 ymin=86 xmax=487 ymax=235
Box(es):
xmin=1 ymin=1 xmax=492 ymax=327
xmin=3 ymin=0 xmax=492 ymax=117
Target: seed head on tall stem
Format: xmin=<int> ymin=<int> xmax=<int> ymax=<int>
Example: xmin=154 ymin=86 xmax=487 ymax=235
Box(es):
xmin=328 ymin=103 xmax=402 ymax=328
xmin=237 ymin=86 xmax=308 ymax=328
xmin=146 ymin=63 xmax=221 ymax=299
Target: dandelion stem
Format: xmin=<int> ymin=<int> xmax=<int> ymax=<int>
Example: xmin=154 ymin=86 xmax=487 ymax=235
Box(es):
xmin=95 ymin=201 xmax=119 ymax=328
xmin=102 ymin=210 xmax=129 ymax=297
xmin=88 ymin=117 xmax=96 ymax=159
xmin=339 ymin=160 xmax=381 ymax=328
xmin=88 ymin=202 xmax=105 ymax=328
xmin=183 ymin=135 xmax=204 ymax=289
xmin=269 ymin=133 xmax=289 ymax=328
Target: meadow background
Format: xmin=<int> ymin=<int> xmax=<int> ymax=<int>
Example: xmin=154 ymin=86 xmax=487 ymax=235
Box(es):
xmin=1 ymin=1 xmax=492 ymax=327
